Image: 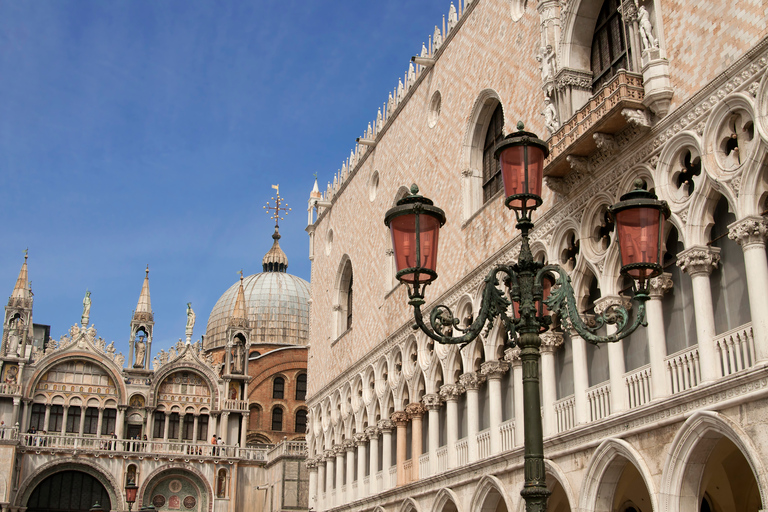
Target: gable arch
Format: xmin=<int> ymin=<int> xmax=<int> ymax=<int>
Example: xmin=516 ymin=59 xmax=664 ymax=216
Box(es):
xmin=659 ymin=410 xmax=768 ymax=512
xmin=26 ymin=352 xmax=128 ymax=405
xmin=578 ymin=438 xmax=658 ymax=512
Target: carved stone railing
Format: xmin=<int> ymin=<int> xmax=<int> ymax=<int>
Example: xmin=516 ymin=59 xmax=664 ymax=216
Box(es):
xmin=223 ymin=398 xmax=249 ymax=411
xmin=666 ymin=345 xmax=700 ymax=394
xmin=267 ymin=440 xmax=307 ymax=459
xmin=554 ymin=395 xmax=575 ymax=433
xmin=388 ymin=465 xmax=397 ymax=487
xmin=715 ymin=323 xmax=755 ymax=377
xmin=455 ymin=438 xmax=468 ymax=467
xmin=545 ymin=70 xmax=645 ymax=178
xmin=476 ymin=429 xmax=491 ymax=459
xmin=436 ymin=446 xmax=448 ymax=473
xmin=587 ymin=382 xmax=611 ymax=422
xmin=499 ymin=419 xmax=515 ymax=451
xmin=403 ymin=459 xmax=413 ymax=483
xmin=625 ymin=364 xmax=653 ymax=408
xmin=0 ymin=382 xmax=21 ymax=395
xmin=419 ymin=453 xmax=430 ymax=479
xmin=375 ymin=470 xmax=383 ymax=491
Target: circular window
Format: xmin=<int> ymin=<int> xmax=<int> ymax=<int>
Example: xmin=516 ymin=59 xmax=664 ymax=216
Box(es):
xmin=325 ymin=229 xmax=334 ymax=256
xmin=369 ymin=171 xmax=380 ymax=202
xmin=428 ymin=90 xmax=442 ymax=128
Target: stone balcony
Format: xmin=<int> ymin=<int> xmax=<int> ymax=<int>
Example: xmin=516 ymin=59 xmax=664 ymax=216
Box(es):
xmin=545 ymin=70 xmax=646 ymax=178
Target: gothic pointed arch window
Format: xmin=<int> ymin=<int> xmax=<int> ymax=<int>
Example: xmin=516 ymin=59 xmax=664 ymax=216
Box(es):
xmin=334 ymin=258 xmax=354 ymax=338
xmin=590 ymin=0 xmax=630 ymax=91
xmin=482 ymin=103 xmax=505 ymax=203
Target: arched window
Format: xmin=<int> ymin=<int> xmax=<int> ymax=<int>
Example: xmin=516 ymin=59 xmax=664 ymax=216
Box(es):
xmin=30 ymin=404 xmax=45 ymax=431
xmin=271 ymin=407 xmax=283 ymax=431
xmin=273 ymin=377 xmax=285 ymax=399
xmin=662 ymin=226 xmax=697 ymax=353
xmin=296 ymin=374 xmax=307 ymax=401
xmin=216 ymin=468 xmax=228 ymax=498
xmin=334 ymin=259 xmax=354 ymax=338
xmin=482 ymin=104 xmax=505 ymax=203
xmin=347 ymin=272 xmax=354 ymax=330
xmin=295 ymin=410 xmax=307 ymax=433
xmin=590 ymin=0 xmax=629 ymax=91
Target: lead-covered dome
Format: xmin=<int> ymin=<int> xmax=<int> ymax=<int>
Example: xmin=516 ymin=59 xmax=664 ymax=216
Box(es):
xmin=204 ymin=225 xmax=310 ymax=350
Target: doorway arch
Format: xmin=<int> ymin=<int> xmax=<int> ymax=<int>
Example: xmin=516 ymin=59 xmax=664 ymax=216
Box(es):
xmin=27 ymin=470 xmax=111 ymax=512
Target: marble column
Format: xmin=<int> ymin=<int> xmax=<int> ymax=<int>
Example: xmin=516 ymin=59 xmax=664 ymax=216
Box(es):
xmin=20 ymin=399 xmax=30 ymax=433
xmin=240 ymin=413 xmax=249 ymax=448
xmin=163 ymin=412 xmax=170 ymax=442
xmin=505 ymin=348 xmax=525 ymax=444
xmin=439 ymin=384 xmax=463 ymax=468
xmin=78 ymin=407 xmax=85 ymax=437
xmin=334 ymin=445 xmax=345 ymax=506
xmin=570 ymin=331 xmax=590 ymax=424
xmin=423 ymin=394 xmax=442 ymax=475
xmin=143 ymin=408 xmax=153 ymax=440
xmin=480 ymin=360 xmax=510 ymax=454
xmin=378 ymin=420 xmax=393 ymax=489
xmin=324 ymin=450 xmax=335 ymax=500
xmin=307 ymin=458 xmax=319 ymax=512
xmin=458 ymin=372 xmax=485 ymax=462
xmin=595 ymin=296 xmax=630 ymax=414
xmin=97 ymin=406 xmax=106 ymax=438
xmin=678 ymin=246 xmax=721 ymax=382
xmin=647 ymin=273 xmax=673 ymax=398
xmin=192 ymin=414 xmax=199 ymax=444
xmin=344 ymin=440 xmax=355 ymax=504
xmin=365 ymin=426 xmax=380 ymax=494
xmin=11 ymin=398 xmax=20 ymax=429
xmin=43 ymin=404 xmax=51 ymax=432
xmin=405 ymin=402 xmax=426 ymax=480
xmin=391 ymin=411 xmax=408 ymax=486
xmin=61 ymin=406 xmax=69 ymax=435
xmin=317 ymin=457 xmax=326 ymax=511
xmin=116 ymin=406 xmax=126 ymax=439
xmin=729 ymin=217 xmax=768 ymax=362
xmin=209 ymin=413 xmax=218 ymax=439
xmin=220 ymin=412 xmax=230 ymax=445
xmin=538 ymin=332 xmax=563 ymax=436
xmin=354 ymin=433 xmax=367 ymax=500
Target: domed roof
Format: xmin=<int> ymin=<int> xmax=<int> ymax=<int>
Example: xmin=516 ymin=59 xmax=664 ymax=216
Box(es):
xmin=205 ymin=271 xmax=310 ymax=350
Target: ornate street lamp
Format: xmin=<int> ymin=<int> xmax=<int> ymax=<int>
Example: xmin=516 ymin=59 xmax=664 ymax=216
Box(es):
xmin=385 ymin=122 xmax=669 ymax=512
xmin=125 ymin=478 xmax=138 ymax=512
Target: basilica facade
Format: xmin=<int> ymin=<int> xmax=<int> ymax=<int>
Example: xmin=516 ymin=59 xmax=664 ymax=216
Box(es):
xmin=304 ymin=1 xmax=768 ymax=512
xmin=0 ymin=221 xmax=310 ymax=512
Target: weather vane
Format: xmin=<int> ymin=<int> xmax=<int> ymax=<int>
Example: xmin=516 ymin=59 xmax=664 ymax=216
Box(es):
xmin=263 ymin=184 xmax=291 ymax=228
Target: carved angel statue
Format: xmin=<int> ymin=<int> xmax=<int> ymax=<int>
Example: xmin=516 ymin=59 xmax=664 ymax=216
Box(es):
xmin=638 ymin=6 xmax=657 ymax=50
xmin=115 ymin=353 xmax=125 ymax=367
xmin=186 ymin=303 xmax=196 ymax=338
xmin=81 ymin=290 xmax=91 ymax=326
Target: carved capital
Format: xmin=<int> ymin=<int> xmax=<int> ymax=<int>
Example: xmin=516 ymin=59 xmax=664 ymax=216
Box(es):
xmin=390 ymin=411 xmax=409 ymax=426
xmin=405 ymin=402 xmax=426 ymax=419
xmin=305 ymin=457 xmax=319 ymax=469
xmin=480 ymin=360 xmax=510 ymax=379
xmin=539 ymin=332 xmax=564 ymax=353
xmin=728 ymin=216 xmax=768 ymax=249
xmin=593 ymin=295 xmax=632 ymax=315
xmin=377 ymin=419 xmax=394 ymax=432
xmin=422 ymin=393 xmax=443 ymax=410
xmin=555 ymin=67 xmax=593 ymax=91
xmin=439 ymin=383 xmax=465 ymax=401
xmin=365 ymin=426 xmax=380 ymax=439
xmin=593 ymin=132 xmax=617 ymax=154
xmin=459 ymin=371 xmax=486 ymax=390
xmin=354 ymin=432 xmax=367 ymax=445
xmin=323 ymin=449 xmax=335 ymax=461
xmin=343 ymin=440 xmax=356 ymax=451
xmin=504 ymin=347 xmax=522 ymax=365
xmin=648 ymin=272 xmax=673 ymax=299
xmin=677 ymin=246 xmax=720 ymax=276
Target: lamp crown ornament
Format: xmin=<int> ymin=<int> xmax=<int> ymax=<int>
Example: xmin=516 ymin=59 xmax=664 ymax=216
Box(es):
xmin=385 ymin=122 xmax=668 ymax=512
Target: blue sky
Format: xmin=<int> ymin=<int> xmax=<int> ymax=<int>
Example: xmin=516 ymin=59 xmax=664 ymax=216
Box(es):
xmin=0 ymin=1 xmax=452 ymax=356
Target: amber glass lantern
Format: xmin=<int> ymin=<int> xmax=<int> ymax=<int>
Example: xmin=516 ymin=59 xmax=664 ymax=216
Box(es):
xmin=494 ymin=121 xmax=549 ymax=211
xmin=608 ymin=180 xmax=670 ymax=285
xmin=384 ymin=184 xmax=446 ymax=285
xmin=125 ymin=479 xmax=138 ymax=512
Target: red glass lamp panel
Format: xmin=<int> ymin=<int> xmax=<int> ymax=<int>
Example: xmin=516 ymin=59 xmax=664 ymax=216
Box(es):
xmin=615 ymin=206 xmax=662 ymax=280
xmin=390 ymin=213 xmax=441 ymax=283
xmin=499 ymin=145 xmax=545 ymax=209
xmin=125 ymin=486 xmax=138 ymax=504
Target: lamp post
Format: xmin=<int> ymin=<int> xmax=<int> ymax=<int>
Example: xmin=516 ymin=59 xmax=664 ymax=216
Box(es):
xmin=125 ymin=478 xmax=138 ymax=512
xmin=385 ymin=122 xmax=669 ymax=512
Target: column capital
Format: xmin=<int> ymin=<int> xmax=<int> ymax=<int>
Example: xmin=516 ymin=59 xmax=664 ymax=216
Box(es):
xmin=364 ymin=425 xmax=380 ymax=439
xmin=405 ymin=402 xmax=426 ymax=419
xmin=504 ymin=347 xmax=522 ymax=365
xmin=333 ymin=444 xmax=345 ymax=456
xmin=459 ymin=371 xmax=486 ymax=390
xmin=648 ymin=272 xmax=673 ymax=299
xmin=353 ymin=432 xmax=367 ymax=446
xmin=343 ymin=440 xmax=355 ymax=452
xmin=539 ymin=332 xmax=564 ymax=353
xmin=390 ymin=410 xmax=409 ymax=427
xmin=480 ymin=360 xmax=510 ymax=378
xmin=677 ymin=245 xmax=720 ymax=276
xmin=305 ymin=457 xmax=320 ymax=470
xmin=377 ymin=419 xmax=394 ymax=432
xmin=422 ymin=393 xmax=443 ymax=410
xmin=439 ymin=383 xmax=465 ymax=401
xmin=323 ymin=449 xmax=335 ymax=461
xmin=729 ymin=216 xmax=768 ymax=249
xmin=593 ymin=295 xmax=632 ymax=315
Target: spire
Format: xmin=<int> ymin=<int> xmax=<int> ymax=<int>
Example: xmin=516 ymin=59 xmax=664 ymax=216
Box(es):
xmin=134 ymin=265 xmax=153 ymax=321
xmin=11 ymin=250 xmax=30 ymax=300
xmin=262 ymin=184 xmax=291 ymax=273
xmin=310 ymin=175 xmax=321 ymax=199
xmin=229 ymin=271 xmax=248 ymax=327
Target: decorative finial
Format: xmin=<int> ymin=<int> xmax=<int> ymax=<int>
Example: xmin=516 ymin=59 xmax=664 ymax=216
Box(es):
xmin=145 ymin=265 xmax=149 ymax=276
xmin=410 ymin=184 xmax=419 ymax=195
xmin=238 ymin=269 xmax=244 ymax=280
xmin=263 ymin=184 xmax=291 ymax=230
xmin=24 ymin=248 xmax=28 ymax=261
xmin=633 ymin=178 xmax=647 ymax=190
xmin=517 ymin=121 xmax=525 ymax=130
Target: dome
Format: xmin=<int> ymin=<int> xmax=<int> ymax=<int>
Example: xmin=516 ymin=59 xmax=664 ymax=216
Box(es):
xmin=205 ymin=272 xmax=310 ymax=350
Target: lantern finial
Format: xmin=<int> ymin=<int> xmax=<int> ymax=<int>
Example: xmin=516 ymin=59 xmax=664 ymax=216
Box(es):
xmin=517 ymin=120 xmax=525 ymax=130
xmin=410 ymin=183 xmax=419 ymax=195
xmin=633 ymin=178 xmax=647 ymax=190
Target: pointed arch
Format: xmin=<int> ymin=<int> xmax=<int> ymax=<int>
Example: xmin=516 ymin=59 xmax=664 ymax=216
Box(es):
xmin=431 ymin=487 xmax=463 ymax=512
xmin=470 ymin=475 xmax=514 ymax=512
xmin=333 ymin=254 xmax=354 ymax=338
xmin=398 ymin=496 xmax=422 ymax=512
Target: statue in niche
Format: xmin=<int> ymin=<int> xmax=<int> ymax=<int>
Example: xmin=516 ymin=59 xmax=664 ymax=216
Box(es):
xmin=185 ymin=302 xmax=196 ymax=339
xmin=542 ymin=96 xmax=559 ymax=135
xmin=81 ymin=290 xmax=91 ymax=326
xmin=134 ymin=334 xmax=146 ymax=368
xmin=7 ymin=318 xmax=22 ymax=356
xmin=231 ymin=341 xmax=244 ymax=374
xmin=638 ymin=5 xmax=657 ymax=50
